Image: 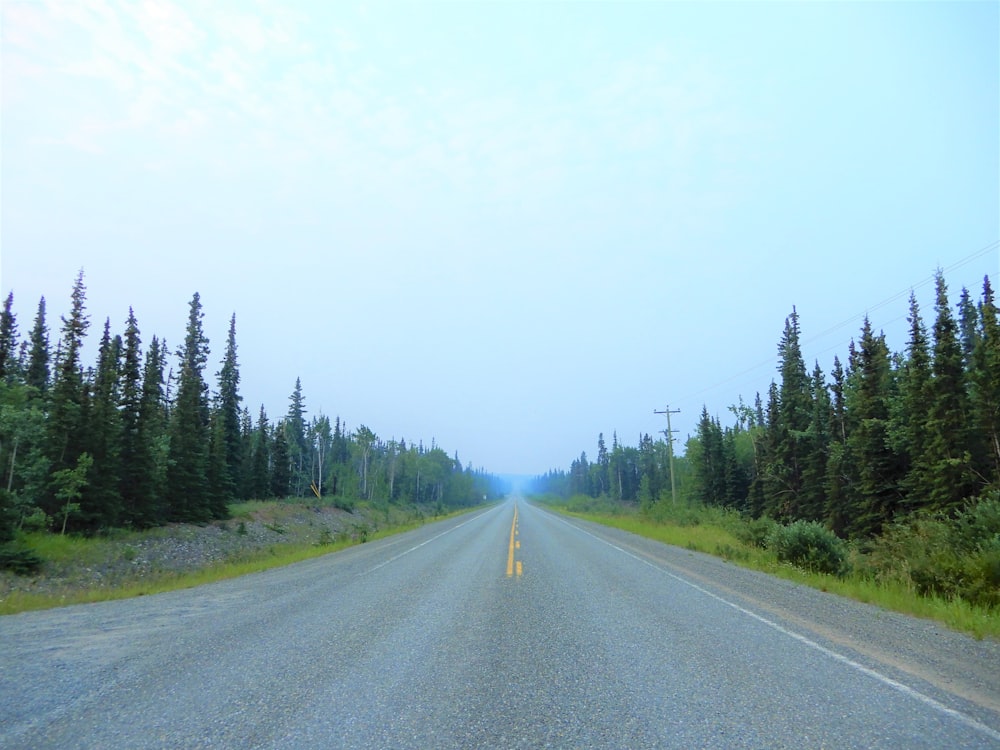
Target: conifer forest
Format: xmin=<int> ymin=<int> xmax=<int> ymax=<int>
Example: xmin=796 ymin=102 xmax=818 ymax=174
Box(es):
xmin=0 ymin=271 xmax=503 ymax=546
xmin=533 ymin=271 xmax=1000 ymax=603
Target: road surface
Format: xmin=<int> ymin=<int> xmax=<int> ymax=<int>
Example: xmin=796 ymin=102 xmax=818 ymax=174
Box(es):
xmin=2 ymin=498 xmax=999 ymax=748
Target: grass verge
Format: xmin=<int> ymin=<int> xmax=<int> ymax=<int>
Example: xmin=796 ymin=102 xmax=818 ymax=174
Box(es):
xmin=557 ymin=507 xmax=1000 ymax=641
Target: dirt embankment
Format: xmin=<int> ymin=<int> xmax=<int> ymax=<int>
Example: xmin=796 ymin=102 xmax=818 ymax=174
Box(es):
xmin=0 ymin=503 xmax=397 ymax=600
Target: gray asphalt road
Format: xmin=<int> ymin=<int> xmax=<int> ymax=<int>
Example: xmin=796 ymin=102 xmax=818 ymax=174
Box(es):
xmin=2 ymin=499 xmax=999 ymax=749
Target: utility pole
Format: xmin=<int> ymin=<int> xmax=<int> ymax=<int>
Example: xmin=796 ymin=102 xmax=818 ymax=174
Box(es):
xmin=654 ymin=406 xmax=680 ymax=505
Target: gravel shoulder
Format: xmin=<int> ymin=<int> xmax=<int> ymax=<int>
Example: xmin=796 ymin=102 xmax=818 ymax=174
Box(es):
xmin=0 ymin=502 xmax=407 ymax=603
xmin=553 ymin=507 xmax=1000 ymax=724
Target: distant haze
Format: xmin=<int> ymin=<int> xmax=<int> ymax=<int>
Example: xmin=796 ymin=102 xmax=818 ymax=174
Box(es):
xmin=2 ymin=1 xmax=997 ymax=476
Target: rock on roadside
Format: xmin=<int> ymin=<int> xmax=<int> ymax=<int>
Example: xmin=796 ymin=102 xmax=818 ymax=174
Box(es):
xmin=0 ymin=503 xmax=395 ymax=602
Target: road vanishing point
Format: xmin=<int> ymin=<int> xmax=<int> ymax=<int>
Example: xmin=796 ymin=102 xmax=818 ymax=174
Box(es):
xmin=2 ymin=498 xmax=1000 ymax=749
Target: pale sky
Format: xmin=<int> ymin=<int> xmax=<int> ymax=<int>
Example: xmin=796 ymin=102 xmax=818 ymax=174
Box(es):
xmin=2 ymin=1 xmax=998 ymax=477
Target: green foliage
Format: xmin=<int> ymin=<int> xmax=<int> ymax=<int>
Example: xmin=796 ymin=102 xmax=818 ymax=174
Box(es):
xmin=80 ymin=319 xmax=124 ymax=528
xmin=166 ymin=293 xmax=214 ymax=522
xmin=862 ymin=493 xmax=1000 ymax=607
xmin=316 ymin=526 xmax=334 ymax=546
xmin=0 ymin=543 xmax=42 ymax=574
xmin=51 ymin=452 xmax=93 ymax=535
xmin=0 ymin=291 xmax=17 ymax=381
xmin=734 ymin=515 xmax=779 ymax=548
xmin=560 ymin=493 xmax=624 ymax=515
xmin=43 ymin=271 xmax=90 ymax=519
xmin=352 ymin=523 xmax=370 ymax=543
xmin=0 ymin=489 xmax=17 ymax=544
xmin=0 ymin=273 xmax=502 ymax=537
xmin=215 ymin=314 xmax=243 ymax=502
xmin=25 ymin=296 xmax=50 ymax=393
xmin=767 ymin=520 xmax=848 ymax=576
xmin=19 ymin=506 xmax=49 ymax=532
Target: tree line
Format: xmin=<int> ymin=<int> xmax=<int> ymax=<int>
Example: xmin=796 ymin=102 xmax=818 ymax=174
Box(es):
xmin=0 ymin=271 xmax=503 ymax=536
xmin=534 ymin=271 xmax=1000 ymax=540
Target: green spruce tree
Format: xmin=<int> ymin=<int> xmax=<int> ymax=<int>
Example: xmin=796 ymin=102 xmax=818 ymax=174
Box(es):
xmin=215 ymin=314 xmax=243 ymax=502
xmin=270 ymin=420 xmax=291 ymax=498
xmin=285 ymin=378 xmax=308 ymax=496
xmin=133 ymin=336 xmax=168 ymax=525
xmin=238 ymin=406 xmax=254 ymax=500
xmin=800 ymin=362 xmax=831 ymax=522
xmin=25 ymin=297 xmax=50 ymax=395
xmin=763 ymin=309 xmax=811 ymax=520
xmin=43 ymin=270 xmax=90 ymax=519
xmin=914 ymin=272 xmax=975 ymax=511
xmin=118 ymin=309 xmax=144 ymax=524
xmin=971 ymin=277 xmax=1000 ymax=484
xmin=249 ymin=406 xmax=271 ymax=500
xmin=694 ymin=407 xmax=725 ymax=505
xmin=79 ymin=320 xmax=123 ymax=528
xmin=165 ymin=294 xmax=212 ymax=521
xmin=0 ymin=292 xmax=17 ymax=382
xmin=897 ymin=293 xmax=932 ymax=509
xmin=845 ymin=318 xmax=903 ymax=537
xmin=206 ymin=407 xmax=230 ymax=518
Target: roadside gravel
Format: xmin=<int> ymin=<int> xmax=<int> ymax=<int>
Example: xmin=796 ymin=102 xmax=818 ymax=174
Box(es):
xmin=557 ymin=510 xmax=1000 ymax=722
xmin=0 ymin=503 xmax=392 ymax=601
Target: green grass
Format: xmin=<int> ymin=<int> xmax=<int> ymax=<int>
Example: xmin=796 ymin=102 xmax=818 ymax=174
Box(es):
xmin=0 ymin=504 xmax=482 ymax=616
xmin=559 ymin=508 xmax=1000 ymax=641
xmin=20 ymin=530 xmax=125 ymax=566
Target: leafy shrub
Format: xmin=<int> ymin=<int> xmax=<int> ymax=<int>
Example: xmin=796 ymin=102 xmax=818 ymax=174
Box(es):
xmin=352 ymin=523 xmax=370 ymax=543
xmin=19 ymin=507 xmax=49 ymax=532
xmin=562 ymin=494 xmax=625 ymax=515
xmin=646 ymin=499 xmax=710 ymax=526
xmin=768 ymin=520 xmax=847 ymax=576
xmin=332 ymin=496 xmax=356 ymax=513
xmin=316 ymin=527 xmax=334 ymax=546
xmin=864 ymin=493 xmax=1000 ymax=607
xmin=736 ymin=516 xmax=780 ymax=548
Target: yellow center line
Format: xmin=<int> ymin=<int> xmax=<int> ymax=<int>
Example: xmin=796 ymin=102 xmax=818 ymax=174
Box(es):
xmin=506 ymin=503 xmax=519 ymax=577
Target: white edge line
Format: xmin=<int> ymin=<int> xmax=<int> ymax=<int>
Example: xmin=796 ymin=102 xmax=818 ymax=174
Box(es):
xmin=361 ymin=506 xmax=499 ymax=575
xmin=546 ymin=509 xmax=1000 ymax=744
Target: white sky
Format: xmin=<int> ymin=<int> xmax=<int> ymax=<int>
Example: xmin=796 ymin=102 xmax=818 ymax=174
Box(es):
xmin=2 ymin=1 xmax=998 ymax=477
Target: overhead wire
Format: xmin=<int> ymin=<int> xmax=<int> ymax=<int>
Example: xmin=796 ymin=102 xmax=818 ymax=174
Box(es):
xmin=675 ymin=240 xmax=999 ymax=410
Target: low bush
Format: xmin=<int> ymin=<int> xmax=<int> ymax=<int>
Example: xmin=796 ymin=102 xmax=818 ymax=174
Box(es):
xmin=646 ymin=498 xmax=715 ymax=527
xmin=332 ymin=496 xmax=356 ymax=513
xmin=561 ymin=494 xmax=626 ymax=516
xmin=0 ymin=543 xmax=43 ymax=574
xmin=863 ymin=493 xmax=1000 ymax=607
xmin=767 ymin=520 xmax=847 ymax=576
xmin=735 ymin=516 xmax=780 ymax=548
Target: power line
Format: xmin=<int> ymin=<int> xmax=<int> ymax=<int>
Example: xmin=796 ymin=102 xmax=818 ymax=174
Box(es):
xmin=800 ymin=240 xmax=998 ymax=349
xmin=676 ymin=240 xmax=999 ymax=408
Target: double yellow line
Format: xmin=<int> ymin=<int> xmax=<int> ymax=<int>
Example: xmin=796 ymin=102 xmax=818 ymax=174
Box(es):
xmin=506 ymin=503 xmax=522 ymax=577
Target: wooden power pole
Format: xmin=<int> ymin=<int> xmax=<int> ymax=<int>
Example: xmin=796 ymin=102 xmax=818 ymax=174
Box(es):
xmin=654 ymin=406 xmax=680 ymax=505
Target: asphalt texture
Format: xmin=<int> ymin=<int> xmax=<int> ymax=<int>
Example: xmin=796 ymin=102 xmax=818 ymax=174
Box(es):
xmin=2 ymin=498 xmax=999 ymax=749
